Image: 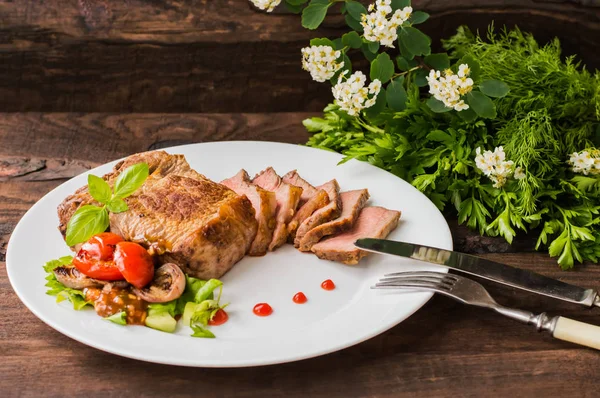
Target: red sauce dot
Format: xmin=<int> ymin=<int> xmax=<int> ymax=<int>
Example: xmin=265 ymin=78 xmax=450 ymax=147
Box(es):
xmin=208 ymin=309 xmax=228 ymax=326
xmin=321 ymin=279 xmax=336 ymax=290
xmin=293 ymin=292 xmax=308 ymax=304
xmin=253 ymin=303 xmax=273 ymax=317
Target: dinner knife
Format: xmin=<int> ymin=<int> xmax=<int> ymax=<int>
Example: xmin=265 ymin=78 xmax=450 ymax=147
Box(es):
xmin=355 ymin=238 xmax=600 ymax=308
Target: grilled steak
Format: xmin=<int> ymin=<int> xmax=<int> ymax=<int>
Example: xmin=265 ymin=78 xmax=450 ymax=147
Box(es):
xmin=287 ymin=189 xmax=330 ymax=240
xmin=311 ymin=207 xmax=401 ymax=264
xmin=57 ymin=151 xmax=258 ymax=280
xmin=297 ymin=189 xmax=369 ymax=252
xmin=294 ymin=179 xmax=341 ymax=247
xmin=221 ymin=169 xmax=277 ymax=256
xmin=252 ymin=167 xmax=303 ymax=251
xmin=282 ymin=170 xmax=318 ymax=206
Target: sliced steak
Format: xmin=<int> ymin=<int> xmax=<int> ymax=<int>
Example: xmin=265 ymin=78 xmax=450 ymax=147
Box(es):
xmin=57 ymin=151 xmax=258 ymax=280
xmin=287 ymin=189 xmax=330 ymax=240
xmin=297 ymin=189 xmax=370 ymax=252
xmin=252 ymin=167 xmax=303 ymax=251
xmin=282 ymin=170 xmax=318 ymax=206
xmin=311 ymin=207 xmax=401 ymax=264
xmin=294 ymin=179 xmax=341 ymax=247
xmin=221 ymin=170 xmax=277 ymax=256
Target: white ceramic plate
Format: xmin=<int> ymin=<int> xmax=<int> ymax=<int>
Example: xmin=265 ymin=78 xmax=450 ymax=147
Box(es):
xmin=7 ymin=141 xmax=452 ymax=367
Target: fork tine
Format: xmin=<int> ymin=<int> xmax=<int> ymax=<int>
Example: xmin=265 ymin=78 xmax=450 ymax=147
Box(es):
xmin=374 ymin=280 xmax=452 ymax=290
xmin=384 ymin=271 xmax=458 ymax=279
xmin=378 ymin=275 xmax=455 ymax=285
xmin=371 ymin=282 xmax=446 ymax=291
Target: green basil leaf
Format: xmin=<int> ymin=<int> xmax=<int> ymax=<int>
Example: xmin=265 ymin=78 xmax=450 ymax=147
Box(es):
xmin=479 ymin=80 xmax=510 ymax=98
xmin=301 ymin=0 xmax=330 ymax=30
xmin=410 ymin=11 xmax=429 ymax=25
xmin=65 ymin=205 xmax=109 ymax=246
xmin=426 ymin=98 xmax=452 ymax=113
xmin=399 ymin=27 xmax=431 ymax=57
xmin=113 ymin=162 xmax=149 ymax=199
xmin=106 ymin=198 xmax=128 ymax=213
xmin=190 ymin=324 xmax=215 ymax=338
xmin=386 ymin=77 xmax=408 ymax=112
xmin=345 ymin=1 xmax=367 ymax=21
xmin=88 ymin=174 xmax=111 ymax=204
xmin=105 ymin=311 xmax=127 ymax=325
xmin=424 ymin=53 xmax=450 ymax=70
xmin=370 ymin=53 xmax=395 ymax=84
xmin=342 ymin=31 xmax=362 ymax=49
xmin=466 ymin=90 xmax=497 ymax=119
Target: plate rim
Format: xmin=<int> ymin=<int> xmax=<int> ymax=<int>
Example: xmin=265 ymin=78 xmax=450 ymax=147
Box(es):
xmin=6 ymin=141 xmax=453 ymax=367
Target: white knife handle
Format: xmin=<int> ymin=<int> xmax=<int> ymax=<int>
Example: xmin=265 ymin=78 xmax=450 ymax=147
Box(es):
xmin=552 ymin=316 xmax=600 ymax=350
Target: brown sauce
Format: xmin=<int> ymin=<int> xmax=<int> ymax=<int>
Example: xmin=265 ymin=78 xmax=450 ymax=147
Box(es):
xmin=85 ymin=287 xmax=148 ymax=325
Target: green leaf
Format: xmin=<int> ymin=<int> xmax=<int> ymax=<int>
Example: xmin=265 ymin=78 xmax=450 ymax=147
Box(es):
xmin=190 ymin=324 xmax=215 ymax=338
xmin=283 ymin=0 xmax=304 ymax=13
xmin=396 ymin=56 xmax=410 ymax=71
xmin=113 ymin=162 xmax=149 ymax=199
xmin=342 ymin=31 xmax=362 ymax=49
xmin=194 ymin=279 xmax=223 ymax=303
xmin=368 ymin=41 xmax=380 ymax=53
xmin=399 ymin=27 xmax=431 ymax=57
xmin=301 ymin=0 xmax=330 ymax=30
xmin=424 ymin=53 xmax=450 ymax=70
xmin=43 ymin=256 xmax=73 ymax=273
xmin=310 ymin=37 xmax=335 ymax=48
xmin=345 ymin=1 xmax=367 ymax=21
xmin=386 ymin=77 xmax=408 ymax=112
xmin=105 ymin=311 xmax=127 ymax=325
xmin=370 ymin=53 xmax=395 ymax=84
xmin=65 ymin=205 xmax=109 ymax=246
xmin=391 ymin=0 xmax=410 ymax=10
xmin=479 ymin=80 xmax=510 ymax=98
xmin=345 ymin=14 xmax=363 ymax=32
xmin=458 ymin=54 xmax=480 ymax=81
xmin=426 ymin=98 xmax=452 ymax=113
xmin=88 ymin=174 xmax=111 ymax=204
xmin=466 ymin=90 xmax=497 ymax=119
xmin=426 ymin=130 xmax=453 ymax=144
xmin=398 ymin=34 xmax=415 ymax=60
xmin=409 ymin=11 xmax=429 ymax=25
xmin=364 ymin=90 xmax=387 ymax=119
xmin=148 ymin=301 xmax=178 ymax=318
xmin=414 ymin=68 xmax=428 ymax=87
xmin=457 ymin=107 xmax=477 ymax=122
xmin=106 ymin=198 xmax=128 ymax=213
xmin=286 ymin=0 xmax=308 ymax=4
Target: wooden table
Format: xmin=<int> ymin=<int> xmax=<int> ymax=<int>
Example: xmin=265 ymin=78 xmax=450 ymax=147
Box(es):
xmin=2 ymin=1 xmax=600 ymax=396
xmin=1 ymin=112 xmax=600 ymax=397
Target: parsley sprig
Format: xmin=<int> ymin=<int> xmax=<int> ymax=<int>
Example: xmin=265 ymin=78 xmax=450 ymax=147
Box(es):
xmin=65 ymin=163 xmax=149 ymax=246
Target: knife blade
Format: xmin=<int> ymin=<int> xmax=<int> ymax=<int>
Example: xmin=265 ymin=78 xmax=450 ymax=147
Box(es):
xmin=355 ymin=238 xmax=600 ymax=308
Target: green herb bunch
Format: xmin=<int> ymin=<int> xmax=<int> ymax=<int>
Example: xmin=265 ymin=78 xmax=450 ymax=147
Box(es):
xmin=257 ymin=0 xmax=600 ymax=269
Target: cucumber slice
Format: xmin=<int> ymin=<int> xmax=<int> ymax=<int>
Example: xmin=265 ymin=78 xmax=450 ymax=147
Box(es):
xmin=145 ymin=313 xmax=177 ymax=333
xmin=182 ymin=302 xmax=200 ymax=326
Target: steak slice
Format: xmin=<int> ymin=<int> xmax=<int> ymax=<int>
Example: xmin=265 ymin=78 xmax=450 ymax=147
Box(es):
xmin=221 ymin=169 xmax=277 ymax=256
xmin=57 ymin=150 xmax=258 ymax=280
xmin=287 ymin=189 xmax=330 ymax=240
xmin=282 ymin=170 xmax=318 ymax=206
xmin=297 ymin=189 xmax=370 ymax=252
xmin=252 ymin=167 xmax=303 ymax=251
xmin=311 ymin=207 xmax=401 ymax=264
xmin=294 ymin=179 xmax=341 ymax=247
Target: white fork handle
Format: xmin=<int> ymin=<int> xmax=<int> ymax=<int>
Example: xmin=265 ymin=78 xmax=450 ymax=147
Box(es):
xmin=552 ymin=317 xmax=600 ymax=350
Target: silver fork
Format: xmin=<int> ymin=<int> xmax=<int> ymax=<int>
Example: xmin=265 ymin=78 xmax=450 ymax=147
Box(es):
xmin=375 ymin=271 xmax=600 ymax=350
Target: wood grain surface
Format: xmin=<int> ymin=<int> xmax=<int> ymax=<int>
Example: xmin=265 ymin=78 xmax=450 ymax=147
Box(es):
xmin=0 ymin=0 xmax=598 ymax=113
xmin=1 ymin=112 xmax=600 ymax=397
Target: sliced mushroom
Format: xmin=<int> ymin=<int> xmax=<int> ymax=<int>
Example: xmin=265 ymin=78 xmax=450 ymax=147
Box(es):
xmin=132 ymin=263 xmax=185 ymax=303
xmin=54 ymin=266 xmax=103 ymax=290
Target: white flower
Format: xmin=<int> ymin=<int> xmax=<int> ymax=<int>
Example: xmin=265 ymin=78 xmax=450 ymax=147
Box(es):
xmin=301 ymin=45 xmax=344 ymax=83
xmin=568 ymin=149 xmax=600 ymax=175
xmin=361 ymin=3 xmax=412 ymax=48
xmin=474 ymin=146 xmax=519 ymax=187
xmin=332 ymin=71 xmax=381 ymax=116
xmin=427 ymin=64 xmax=474 ymax=111
xmin=249 ymin=0 xmax=281 ymax=12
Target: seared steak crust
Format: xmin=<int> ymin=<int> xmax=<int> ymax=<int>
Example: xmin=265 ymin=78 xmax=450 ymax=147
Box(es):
xmin=57 ymin=150 xmax=258 ymax=280
xmin=298 ymin=189 xmax=369 ymax=252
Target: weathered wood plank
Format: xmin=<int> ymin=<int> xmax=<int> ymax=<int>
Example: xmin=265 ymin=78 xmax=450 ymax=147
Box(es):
xmin=0 ymin=1 xmax=598 ymax=112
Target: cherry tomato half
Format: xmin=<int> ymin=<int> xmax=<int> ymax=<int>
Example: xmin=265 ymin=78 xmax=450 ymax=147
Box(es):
xmin=208 ymin=309 xmax=229 ymax=326
xmin=72 ymin=233 xmax=124 ymax=280
xmin=113 ymin=242 xmax=154 ymax=289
